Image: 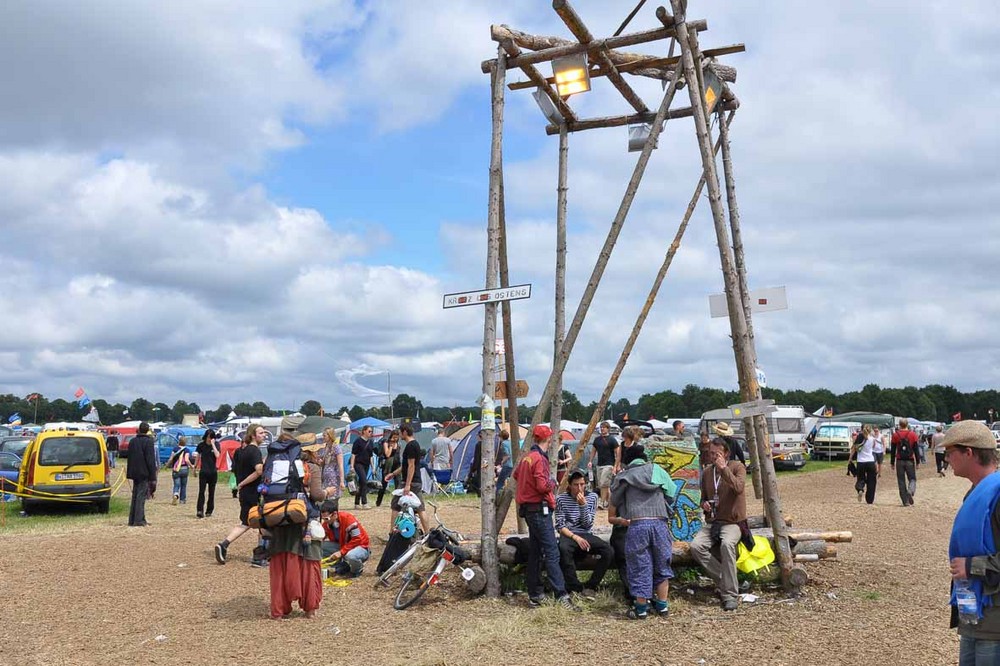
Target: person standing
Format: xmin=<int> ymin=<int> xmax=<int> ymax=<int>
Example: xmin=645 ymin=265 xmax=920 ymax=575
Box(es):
xmin=319 ymin=428 xmax=346 ymax=512
xmin=872 ymin=427 xmax=886 ymax=477
xmin=430 ymin=428 xmax=453 ymax=477
xmin=590 ymin=422 xmax=618 ymax=509
xmin=851 ymin=424 xmax=878 ymax=504
xmin=555 ymin=438 xmax=572 ymax=485
xmin=496 ymin=429 xmax=514 ymax=495
xmin=556 ymin=470 xmax=615 ymax=597
xmin=690 ymin=437 xmax=747 ymax=611
xmin=166 ymin=437 xmax=193 ymax=505
xmin=610 ymin=448 xmax=678 ymax=619
xmin=126 ymin=422 xmax=157 ymax=527
xmin=389 ymin=424 xmax=429 ymax=533
xmin=351 ymin=426 xmax=375 ymax=509
xmin=195 ymin=429 xmax=220 ymax=518
xmin=105 ymin=430 xmax=119 ymax=469
xmin=267 ymin=415 xmax=325 ymax=619
xmin=215 ymin=424 xmax=265 ymax=566
xmin=891 ymin=419 xmax=920 ymax=506
xmin=933 ymin=425 xmax=949 ymax=477
xmin=944 ymin=421 xmax=1000 ymax=664
xmin=376 ymin=429 xmax=400 ymax=507
xmin=513 ymin=424 xmax=573 ymax=609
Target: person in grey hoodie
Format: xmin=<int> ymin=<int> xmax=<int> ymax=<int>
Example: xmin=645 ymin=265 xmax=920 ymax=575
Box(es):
xmin=609 ymin=447 xmax=679 ymax=619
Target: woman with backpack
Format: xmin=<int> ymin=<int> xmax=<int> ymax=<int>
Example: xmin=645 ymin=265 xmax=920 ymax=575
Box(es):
xmin=267 ymin=415 xmax=328 ymax=620
xmin=319 ymin=428 xmax=345 ymax=513
xmin=167 ymin=437 xmax=193 ymax=505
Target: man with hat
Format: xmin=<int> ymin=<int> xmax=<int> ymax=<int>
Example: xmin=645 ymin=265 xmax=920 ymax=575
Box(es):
xmin=690 ymin=437 xmax=747 ymax=611
xmin=712 ymin=422 xmax=747 ymax=466
xmin=514 ymin=424 xmax=574 ymax=608
xmin=944 ymin=421 xmax=1000 ymax=663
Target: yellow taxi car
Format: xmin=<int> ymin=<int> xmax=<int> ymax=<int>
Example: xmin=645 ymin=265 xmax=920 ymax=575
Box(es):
xmin=18 ymin=429 xmax=112 ymax=514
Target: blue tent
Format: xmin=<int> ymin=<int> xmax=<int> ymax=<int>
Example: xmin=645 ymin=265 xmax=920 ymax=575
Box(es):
xmin=449 ymin=423 xmax=530 ymax=483
xmin=350 ymin=416 xmax=391 ymax=430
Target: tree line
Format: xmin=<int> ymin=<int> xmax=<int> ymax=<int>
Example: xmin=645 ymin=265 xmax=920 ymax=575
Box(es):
xmin=1 ymin=383 xmax=996 ymax=428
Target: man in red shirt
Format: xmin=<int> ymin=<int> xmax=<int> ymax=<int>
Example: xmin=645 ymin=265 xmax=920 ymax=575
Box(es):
xmin=320 ymin=501 xmax=371 ymax=577
xmin=514 ymin=425 xmax=573 ymax=608
xmin=891 ymin=419 xmax=920 ymax=506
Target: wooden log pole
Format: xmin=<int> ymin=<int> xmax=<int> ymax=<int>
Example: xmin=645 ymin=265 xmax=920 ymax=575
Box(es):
xmin=479 ymin=50 xmax=505 ymax=598
xmin=504 ymin=44 xmax=740 ymax=92
xmin=549 ymin=123 xmax=569 ymax=476
xmin=543 ymin=98 xmax=738 ymax=135
xmin=498 ymin=20 xmax=708 ymax=69
xmin=552 ymin=0 xmax=649 ymax=114
xmin=668 ymin=0 xmax=800 ymax=592
xmin=495 ymin=69 xmax=682 ymax=527
xmin=560 ymin=100 xmax=728 ymax=490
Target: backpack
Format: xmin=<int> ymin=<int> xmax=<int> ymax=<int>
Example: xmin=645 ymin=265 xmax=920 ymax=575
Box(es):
xmin=262 ymin=437 xmax=306 ymax=499
xmin=896 ymin=432 xmax=916 ymax=461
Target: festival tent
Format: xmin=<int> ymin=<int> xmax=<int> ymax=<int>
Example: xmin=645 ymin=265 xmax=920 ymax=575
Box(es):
xmin=216 ymin=436 xmax=242 ymax=471
xmin=449 ymin=423 xmax=529 ymax=483
xmin=298 ymin=415 xmax=344 ymax=435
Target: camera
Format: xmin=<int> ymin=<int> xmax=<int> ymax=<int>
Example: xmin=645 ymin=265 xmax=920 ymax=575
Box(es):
xmin=707 ymin=498 xmax=718 ymax=520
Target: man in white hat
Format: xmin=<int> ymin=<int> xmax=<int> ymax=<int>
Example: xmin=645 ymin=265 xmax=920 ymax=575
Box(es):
xmin=712 ymin=422 xmax=746 ymax=466
xmin=945 ymin=421 xmax=1000 ymax=663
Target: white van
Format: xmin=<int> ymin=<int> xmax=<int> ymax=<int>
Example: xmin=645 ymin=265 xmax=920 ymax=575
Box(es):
xmin=811 ymin=421 xmax=862 ymax=460
xmin=700 ymin=405 xmax=810 ymax=470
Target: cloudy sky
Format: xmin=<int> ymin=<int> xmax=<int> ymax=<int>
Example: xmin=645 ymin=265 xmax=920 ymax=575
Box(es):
xmin=1 ymin=0 xmax=997 ymax=414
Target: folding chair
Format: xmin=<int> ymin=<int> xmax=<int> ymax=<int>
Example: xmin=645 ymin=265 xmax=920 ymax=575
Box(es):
xmin=431 ymin=469 xmax=454 ymax=497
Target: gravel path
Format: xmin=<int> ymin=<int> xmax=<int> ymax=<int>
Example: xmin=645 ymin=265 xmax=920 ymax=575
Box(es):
xmin=0 ymin=463 xmax=966 ymax=665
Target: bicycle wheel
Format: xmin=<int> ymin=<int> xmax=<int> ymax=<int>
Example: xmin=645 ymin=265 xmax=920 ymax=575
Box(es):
xmin=393 ymin=567 xmax=438 ymax=610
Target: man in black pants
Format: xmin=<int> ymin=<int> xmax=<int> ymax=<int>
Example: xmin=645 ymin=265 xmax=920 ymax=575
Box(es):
xmin=891 ymin=419 xmax=920 ymax=506
xmin=126 ymin=422 xmax=157 ymax=527
xmin=555 ymin=471 xmax=614 ymax=597
xmin=352 ymin=425 xmax=374 ymax=509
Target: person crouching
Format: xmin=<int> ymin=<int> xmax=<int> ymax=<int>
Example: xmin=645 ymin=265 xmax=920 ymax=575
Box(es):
xmin=320 ymin=500 xmax=371 ymax=578
xmin=609 ymin=446 xmax=678 ymax=619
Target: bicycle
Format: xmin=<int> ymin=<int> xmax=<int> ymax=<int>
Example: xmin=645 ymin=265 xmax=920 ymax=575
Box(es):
xmin=374 ymin=499 xmax=484 ymax=609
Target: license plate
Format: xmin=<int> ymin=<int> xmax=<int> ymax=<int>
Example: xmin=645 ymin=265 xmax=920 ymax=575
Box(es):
xmin=55 ymin=472 xmax=85 ymax=481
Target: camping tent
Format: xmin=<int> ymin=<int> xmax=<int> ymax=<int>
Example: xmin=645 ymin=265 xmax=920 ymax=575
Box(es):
xmin=449 ymin=423 xmax=529 ymax=483
xmin=298 ymin=415 xmax=344 ymax=435
xmin=217 ymin=436 xmax=242 ymax=472
xmin=340 ymin=416 xmax=392 ymax=445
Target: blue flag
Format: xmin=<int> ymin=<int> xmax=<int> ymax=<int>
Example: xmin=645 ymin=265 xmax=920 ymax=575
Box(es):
xmin=78 ymin=396 xmax=91 ymax=408
xmin=7 ymin=413 xmax=21 ymax=425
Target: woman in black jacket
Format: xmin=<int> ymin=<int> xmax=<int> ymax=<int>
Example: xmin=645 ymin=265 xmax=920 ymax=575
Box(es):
xmin=351 ymin=426 xmax=375 ymax=509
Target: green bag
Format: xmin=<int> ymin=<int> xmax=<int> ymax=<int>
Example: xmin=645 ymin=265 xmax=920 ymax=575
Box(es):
xmin=228 ymin=474 xmax=237 ymax=491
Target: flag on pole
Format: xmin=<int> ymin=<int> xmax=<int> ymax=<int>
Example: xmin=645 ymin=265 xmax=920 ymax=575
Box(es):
xmin=952 ymin=412 xmax=963 ymax=422
xmin=78 ymin=395 xmax=91 ymax=408
xmin=7 ymin=413 xmax=21 ymax=425
xmin=74 ymin=387 xmax=86 ymax=399
xmin=26 ymin=393 xmax=39 ymax=402
xmin=82 ymin=406 xmax=100 ymax=423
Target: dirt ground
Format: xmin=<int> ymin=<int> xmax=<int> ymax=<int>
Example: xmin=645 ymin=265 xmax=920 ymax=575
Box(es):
xmin=0 ymin=463 xmax=966 ymax=666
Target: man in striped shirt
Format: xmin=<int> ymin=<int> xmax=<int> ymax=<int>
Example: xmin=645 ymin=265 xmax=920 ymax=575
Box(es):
xmin=556 ymin=470 xmax=615 ymax=596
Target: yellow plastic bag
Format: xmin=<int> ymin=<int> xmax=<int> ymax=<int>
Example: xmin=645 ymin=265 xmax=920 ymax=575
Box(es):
xmin=735 ymin=535 xmax=775 ymax=575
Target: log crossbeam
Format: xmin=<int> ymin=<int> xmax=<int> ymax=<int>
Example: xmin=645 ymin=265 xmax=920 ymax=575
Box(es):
xmin=484 ymin=31 xmax=578 ymax=124
xmin=553 ymin=0 xmax=649 ymax=114
xmin=544 ymin=97 xmax=738 ymax=135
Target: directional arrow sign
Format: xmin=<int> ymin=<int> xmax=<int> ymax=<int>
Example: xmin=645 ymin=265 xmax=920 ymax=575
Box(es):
xmin=729 ymin=398 xmax=777 ymax=419
xmin=494 ymin=380 xmax=529 ymax=400
xmin=443 ymin=284 xmax=532 ymax=309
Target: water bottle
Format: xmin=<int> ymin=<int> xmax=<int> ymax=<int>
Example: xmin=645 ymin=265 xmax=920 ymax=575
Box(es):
xmin=955 ymin=580 xmax=979 ymax=625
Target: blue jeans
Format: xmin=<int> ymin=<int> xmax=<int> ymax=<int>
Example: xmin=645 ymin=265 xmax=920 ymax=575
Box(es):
xmin=960 ymin=636 xmax=1000 ymax=666
xmin=524 ymin=510 xmax=566 ymax=599
xmin=172 ymin=468 xmax=189 ymax=502
xmin=321 ymin=543 xmax=370 ymax=576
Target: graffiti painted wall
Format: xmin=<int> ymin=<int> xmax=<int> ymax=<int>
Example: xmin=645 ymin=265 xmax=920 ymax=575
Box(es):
xmin=643 ymin=438 xmax=702 ymax=542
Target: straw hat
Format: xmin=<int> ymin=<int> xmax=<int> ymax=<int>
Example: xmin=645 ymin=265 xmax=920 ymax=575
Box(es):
xmin=712 ymin=422 xmax=734 ymax=437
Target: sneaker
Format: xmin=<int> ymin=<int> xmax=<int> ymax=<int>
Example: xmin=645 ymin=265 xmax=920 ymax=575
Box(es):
xmin=656 ymin=606 xmax=670 ymax=618
xmin=250 ymin=559 xmax=268 ymax=569
xmin=196 ymin=512 xmax=204 ymax=519
xmin=214 ymin=543 xmax=227 ymax=565
xmin=722 ymin=599 xmax=738 ymax=611
xmin=172 ymin=494 xmax=179 ymax=505
xmin=528 ymin=596 xmax=544 ymax=608
xmin=625 ymin=607 xmax=648 ymax=620
xmin=580 ymin=588 xmax=597 ymax=601
xmin=556 ymin=594 xmax=579 ymax=611
xmin=856 ymin=490 xmax=863 ymax=503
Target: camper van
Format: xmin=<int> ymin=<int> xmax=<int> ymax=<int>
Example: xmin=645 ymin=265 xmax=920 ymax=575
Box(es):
xmin=700 ymin=405 xmax=813 ymax=470
xmin=810 ymin=421 xmax=862 ymax=460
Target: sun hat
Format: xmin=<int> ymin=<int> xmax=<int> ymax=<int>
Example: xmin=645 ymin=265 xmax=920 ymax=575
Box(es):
xmin=942 ymin=421 xmax=996 ymax=450
xmin=281 ymin=413 xmax=307 ymax=432
xmin=712 ymin=422 xmax=735 ymax=437
xmin=532 ymin=424 xmax=553 ymax=441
